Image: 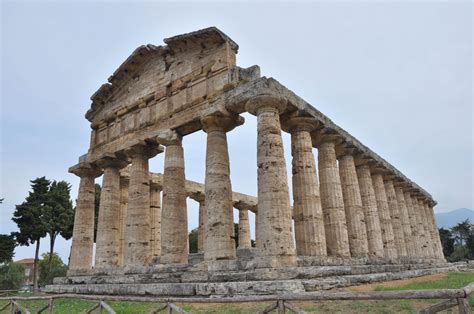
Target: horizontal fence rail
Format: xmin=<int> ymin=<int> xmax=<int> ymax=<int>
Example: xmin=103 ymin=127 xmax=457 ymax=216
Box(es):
xmin=0 ymin=283 xmax=472 ymax=313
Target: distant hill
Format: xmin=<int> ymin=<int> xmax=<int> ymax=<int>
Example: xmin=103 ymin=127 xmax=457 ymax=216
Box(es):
xmin=435 ymin=208 xmax=474 ymax=229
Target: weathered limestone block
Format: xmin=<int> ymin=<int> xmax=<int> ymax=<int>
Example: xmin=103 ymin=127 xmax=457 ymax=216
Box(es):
xmin=201 ymin=113 xmax=243 ymax=261
xmin=404 ymin=193 xmax=422 ymax=257
xmin=238 ymin=209 xmax=252 ymax=249
xmin=288 ymin=117 xmax=326 ymax=256
xmin=384 ymin=180 xmax=407 ymax=257
xmin=394 ymin=187 xmax=416 ymax=256
xmin=69 ymin=164 xmax=102 ymax=272
xmin=150 ymin=185 xmax=162 ymax=258
xmin=95 ymin=157 xmax=128 ymax=268
xmin=356 ymin=164 xmax=384 ymax=257
xmin=161 ymin=139 xmax=189 ymax=264
xmin=124 ymin=144 xmax=161 ymax=266
xmin=338 ymin=154 xmax=369 ymax=257
xmin=246 ymin=95 xmax=296 ymax=266
xmin=372 ymin=173 xmax=397 ymax=259
xmin=317 ymin=139 xmax=350 ymax=257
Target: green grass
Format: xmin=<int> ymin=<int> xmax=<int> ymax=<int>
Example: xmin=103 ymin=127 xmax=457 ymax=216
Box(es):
xmin=373 ymin=272 xmax=474 ymax=306
xmin=0 ymin=272 xmax=472 ymax=313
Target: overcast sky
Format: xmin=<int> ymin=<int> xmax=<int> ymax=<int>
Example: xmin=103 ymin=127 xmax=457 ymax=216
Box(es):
xmin=1 ymin=1 xmax=472 ymax=263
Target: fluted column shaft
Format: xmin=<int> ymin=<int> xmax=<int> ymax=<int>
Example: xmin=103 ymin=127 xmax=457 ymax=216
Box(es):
xmin=124 ymin=147 xmax=156 ymax=266
xmin=404 ymin=193 xmax=422 ymax=257
xmin=161 ymin=141 xmax=188 ymax=264
xmin=357 ymin=164 xmax=384 ymax=257
xmin=384 ymin=181 xmax=407 ymax=257
xmin=338 ymin=155 xmax=369 ymax=257
xmin=395 ymin=187 xmax=416 ymax=256
xmin=417 ymin=199 xmax=434 ymax=258
xmin=422 ymin=202 xmax=438 ymax=258
xmin=118 ymin=177 xmax=129 ymax=266
xmin=318 ymin=141 xmax=350 ymax=257
xmin=238 ymin=209 xmax=252 ymax=249
xmin=427 ymin=204 xmax=445 ymax=260
xmin=412 ymin=198 xmax=429 ymax=257
xmin=69 ymin=166 xmax=101 ymax=272
xmin=247 ymin=96 xmax=296 ymax=266
xmin=95 ymin=159 xmax=127 ymax=268
xmin=150 ymin=185 xmax=162 ymax=258
xmin=372 ymin=174 xmax=397 ymax=259
xmin=197 ymin=198 xmax=205 ymax=253
xmin=202 ymin=115 xmax=242 ymax=261
xmin=290 ymin=120 xmax=326 ymax=256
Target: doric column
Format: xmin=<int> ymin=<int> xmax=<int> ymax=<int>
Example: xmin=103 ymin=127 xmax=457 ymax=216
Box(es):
xmin=413 ymin=195 xmax=433 ymax=258
xmin=394 ymin=186 xmax=416 ymax=256
xmin=316 ymin=137 xmax=350 ymax=257
xmin=372 ymin=173 xmax=397 ymax=259
xmin=123 ymin=143 xmax=161 ymax=266
xmin=68 ymin=163 xmax=102 ymax=272
xmin=404 ymin=192 xmax=422 ymax=257
xmin=338 ymin=154 xmax=369 ymax=257
xmin=356 ymin=164 xmax=384 ymax=257
xmin=421 ymin=200 xmax=438 ymax=258
xmin=150 ymin=184 xmax=162 ymax=259
xmin=384 ymin=180 xmax=407 ymax=257
xmin=417 ymin=198 xmax=434 ymax=258
xmin=95 ymin=156 xmax=128 ymax=268
xmin=246 ymin=96 xmax=296 ymax=266
xmin=196 ymin=195 xmax=206 ymax=253
xmin=201 ymin=113 xmax=243 ymax=261
xmin=161 ymin=138 xmax=189 ymax=265
xmin=287 ymin=117 xmax=326 ymax=256
xmin=426 ymin=203 xmax=445 ymax=260
xmin=238 ymin=209 xmax=252 ymax=249
xmin=118 ymin=173 xmax=129 ymax=266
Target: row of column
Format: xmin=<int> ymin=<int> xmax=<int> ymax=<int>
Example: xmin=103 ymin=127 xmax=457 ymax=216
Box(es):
xmin=69 ymin=95 xmax=443 ymax=271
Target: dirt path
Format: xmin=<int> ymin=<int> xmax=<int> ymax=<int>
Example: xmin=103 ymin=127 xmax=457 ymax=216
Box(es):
xmin=347 ymin=273 xmax=448 ymax=292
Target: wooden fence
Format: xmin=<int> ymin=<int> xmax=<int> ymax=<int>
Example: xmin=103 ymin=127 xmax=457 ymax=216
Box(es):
xmin=0 ymin=282 xmax=473 ymax=314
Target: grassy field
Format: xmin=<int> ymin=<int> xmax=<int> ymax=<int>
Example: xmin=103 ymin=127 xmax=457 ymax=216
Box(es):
xmin=1 ymin=272 xmax=473 ymax=313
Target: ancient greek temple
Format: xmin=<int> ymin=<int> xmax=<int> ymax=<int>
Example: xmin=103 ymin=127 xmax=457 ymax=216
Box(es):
xmin=47 ymin=27 xmax=452 ymax=296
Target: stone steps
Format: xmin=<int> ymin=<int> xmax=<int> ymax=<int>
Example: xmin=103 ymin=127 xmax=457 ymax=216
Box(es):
xmin=45 ymin=264 xmax=459 ymax=297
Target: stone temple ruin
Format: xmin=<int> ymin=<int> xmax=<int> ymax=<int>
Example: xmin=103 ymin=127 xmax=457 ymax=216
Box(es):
xmin=46 ymin=27 xmax=454 ymax=297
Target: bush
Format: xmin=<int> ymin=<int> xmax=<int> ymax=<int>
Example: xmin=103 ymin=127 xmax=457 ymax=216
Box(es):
xmin=448 ymin=246 xmax=469 ymax=262
xmin=0 ymin=262 xmax=26 ymax=290
xmin=39 ymin=252 xmax=67 ymax=286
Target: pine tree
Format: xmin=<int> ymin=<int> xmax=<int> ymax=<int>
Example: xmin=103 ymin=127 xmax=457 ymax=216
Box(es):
xmin=0 ymin=234 xmax=16 ymax=263
xmin=43 ymin=180 xmax=74 ymax=274
xmin=12 ymin=177 xmax=49 ymax=291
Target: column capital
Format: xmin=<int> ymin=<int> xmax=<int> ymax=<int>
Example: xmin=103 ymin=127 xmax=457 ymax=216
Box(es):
xmin=245 ymin=95 xmax=287 ymax=115
xmin=311 ymin=129 xmax=344 ymax=147
xmin=201 ymin=113 xmax=244 ymax=133
xmin=124 ymin=141 xmax=164 ymax=159
xmin=284 ymin=116 xmax=319 ymax=133
xmin=95 ymin=154 xmax=129 ymax=169
xmin=69 ymin=162 xmax=102 ymax=178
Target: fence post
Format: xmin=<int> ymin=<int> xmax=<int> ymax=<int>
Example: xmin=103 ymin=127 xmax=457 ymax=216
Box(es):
xmin=457 ymin=297 xmax=472 ymax=314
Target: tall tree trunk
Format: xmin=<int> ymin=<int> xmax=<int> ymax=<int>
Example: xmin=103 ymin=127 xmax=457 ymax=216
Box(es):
xmin=48 ymin=233 xmax=56 ymax=274
xmin=33 ymin=237 xmax=40 ymax=292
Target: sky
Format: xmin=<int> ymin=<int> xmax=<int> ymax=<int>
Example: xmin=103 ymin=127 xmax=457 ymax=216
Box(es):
xmin=1 ymin=1 xmax=472 ymax=263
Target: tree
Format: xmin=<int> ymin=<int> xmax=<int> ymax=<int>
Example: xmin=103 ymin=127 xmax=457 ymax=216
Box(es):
xmin=0 ymin=234 xmax=17 ymax=263
xmin=465 ymin=223 xmax=474 ymax=259
xmin=451 ymin=219 xmax=471 ymax=247
xmin=0 ymin=262 xmax=25 ymax=290
xmin=94 ymin=184 xmax=101 ymax=242
xmin=38 ymin=252 xmax=67 ymax=286
xmin=12 ymin=177 xmax=49 ymax=291
xmin=438 ymin=228 xmax=454 ymax=258
xmin=43 ymin=181 xmax=74 ymax=274
xmin=188 ymin=228 xmax=198 ymax=253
